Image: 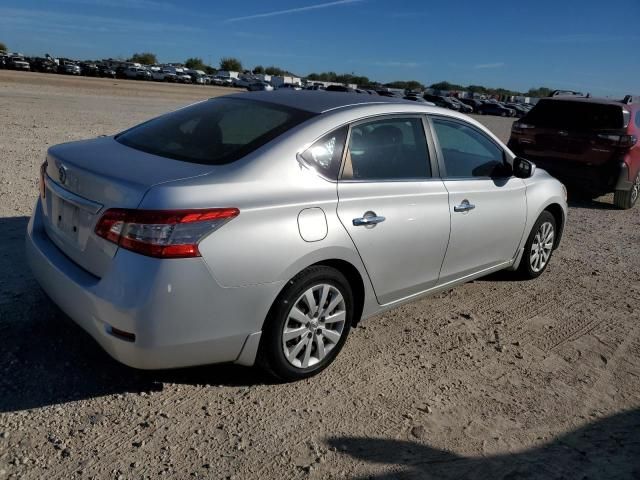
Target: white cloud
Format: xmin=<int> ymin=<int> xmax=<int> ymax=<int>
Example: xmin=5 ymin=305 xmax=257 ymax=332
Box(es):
xmin=0 ymin=7 xmax=202 ymax=35
xmin=372 ymin=61 xmax=420 ymax=68
xmin=474 ymin=62 xmax=505 ymax=69
xmin=534 ymin=33 xmax=640 ymax=44
xmin=57 ymin=0 xmax=176 ymax=10
xmin=225 ymin=0 xmax=364 ymax=23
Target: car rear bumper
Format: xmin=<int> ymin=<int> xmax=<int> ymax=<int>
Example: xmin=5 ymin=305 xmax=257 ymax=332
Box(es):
xmin=26 ymin=199 xmax=282 ymax=369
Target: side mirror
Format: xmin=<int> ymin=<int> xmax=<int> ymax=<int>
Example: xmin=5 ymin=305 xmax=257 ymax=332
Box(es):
xmin=513 ymin=157 xmax=536 ymax=179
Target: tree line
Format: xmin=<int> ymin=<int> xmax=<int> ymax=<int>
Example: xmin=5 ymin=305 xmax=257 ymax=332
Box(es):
xmin=12 ymin=47 xmax=551 ymax=97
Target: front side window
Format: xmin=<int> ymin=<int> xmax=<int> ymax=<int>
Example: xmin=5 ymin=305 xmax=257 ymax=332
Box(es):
xmin=116 ymin=98 xmax=315 ymax=165
xmin=431 ymin=118 xmax=506 ymax=178
xmin=341 ymin=117 xmax=431 ymax=181
xmin=299 ymin=127 xmax=348 ymax=180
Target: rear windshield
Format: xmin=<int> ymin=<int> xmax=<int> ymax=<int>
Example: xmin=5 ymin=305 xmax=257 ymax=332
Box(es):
xmin=524 ymin=100 xmax=624 ymax=130
xmin=115 ymin=97 xmax=315 ymax=165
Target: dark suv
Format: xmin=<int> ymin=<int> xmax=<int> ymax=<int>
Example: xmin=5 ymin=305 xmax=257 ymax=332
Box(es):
xmin=508 ymin=95 xmax=640 ymax=209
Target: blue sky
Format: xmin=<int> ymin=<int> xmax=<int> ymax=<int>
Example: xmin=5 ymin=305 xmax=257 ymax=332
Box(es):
xmin=1 ymin=0 xmax=637 ymax=96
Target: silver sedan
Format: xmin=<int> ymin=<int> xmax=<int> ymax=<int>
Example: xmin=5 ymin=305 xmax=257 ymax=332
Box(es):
xmin=26 ymin=91 xmax=567 ymax=381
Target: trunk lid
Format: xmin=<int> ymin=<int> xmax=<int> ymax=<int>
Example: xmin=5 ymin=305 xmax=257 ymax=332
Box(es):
xmin=42 ymin=136 xmax=214 ymax=277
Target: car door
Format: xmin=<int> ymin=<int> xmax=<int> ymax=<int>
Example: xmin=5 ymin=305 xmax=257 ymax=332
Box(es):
xmin=337 ymin=115 xmax=451 ymax=305
xmin=428 ymin=115 xmax=527 ymax=284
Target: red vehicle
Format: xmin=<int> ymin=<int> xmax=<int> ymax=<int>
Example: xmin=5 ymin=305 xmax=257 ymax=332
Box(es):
xmin=508 ymin=95 xmax=639 ymax=209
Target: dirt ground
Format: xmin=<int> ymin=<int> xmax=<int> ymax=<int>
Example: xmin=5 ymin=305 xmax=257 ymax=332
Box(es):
xmin=0 ymin=71 xmax=639 ymax=480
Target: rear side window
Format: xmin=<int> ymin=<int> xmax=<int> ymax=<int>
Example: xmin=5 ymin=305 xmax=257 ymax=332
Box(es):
xmin=116 ymin=98 xmax=315 ymax=165
xmin=299 ymin=127 xmax=348 ymax=180
xmin=341 ymin=117 xmax=431 ymax=181
xmin=524 ymin=100 xmax=624 ymax=130
xmin=432 ymin=118 xmax=506 ymax=178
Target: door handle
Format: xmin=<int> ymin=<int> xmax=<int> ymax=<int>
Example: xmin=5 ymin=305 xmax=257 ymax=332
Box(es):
xmin=454 ymin=199 xmax=476 ymax=213
xmin=353 ymin=211 xmax=386 ymax=227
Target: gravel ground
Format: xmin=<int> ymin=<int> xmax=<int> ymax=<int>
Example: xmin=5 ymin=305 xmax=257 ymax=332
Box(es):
xmin=1 ymin=70 xmax=639 ymax=480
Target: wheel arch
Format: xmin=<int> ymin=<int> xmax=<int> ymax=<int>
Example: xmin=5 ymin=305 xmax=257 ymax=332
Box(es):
xmin=543 ymin=203 xmax=565 ymax=249
xmin=311 ymin=259 xmax=366 ymax=327
xmin=264 ymin=258 xmax=367 ymax=330
xmin=249 ymin=258 xmax=368 ymax=374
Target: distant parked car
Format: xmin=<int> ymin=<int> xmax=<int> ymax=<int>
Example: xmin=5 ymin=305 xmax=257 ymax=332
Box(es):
xmin=423 ymin=94 xmax=460 ymax=111
xmin=31 ymin=57 xmax=57 ymax=73
xmin=459 ymin=98 xmax=483 ymax=112
xmin=212 ymin=76 xmax=234 ymax=87
xmin=403 ymin=95 xmax=431 ymax=104
xmin=278 ymin=83 xmax=302 ymax=91
xmin=448 ymin=97 xmax=473 ymax=113
xmin=177 ymin=73 xmax=192 ymax=84
xmin=151 ymin=68 xmax=177 ymax=82
xmin=505 ymin=103 xmax=528 ymax=117
xmin=124 ymin=67 xmax=151 ymax=80
xmin=80 ymin=63 xmax=99 ymax=77
xmin=509 ymin=95 xmax=640 ymax=209
xmin=58 ymin=62 xmax=81 ymax=75
xmin=247 ymin=81 xmax=274 ymax=91
xmin=189 ymin=72 xmax=208 ymax=85
xmin=8 ymin=56 xmax=30 ymax=71
xmin=98 ymin=66 xmax=116 ymax=78
xmin=376 ymin=90 xmax=400 ymax=98
xmin=477 ymin=102 xmax=513 ymax=117
xmin=325 ymin=85 xmax=355 ymax=93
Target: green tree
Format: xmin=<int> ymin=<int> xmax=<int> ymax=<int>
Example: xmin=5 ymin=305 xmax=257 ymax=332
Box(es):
xmin=467 ymin=84 xmax=488 ymax=94
xmin=385 ymin=80 xmax=424 ymax=91
xmin=128 ymin=52 xmax=157 ymax=65
xmin=219 ymin=57 xmax=242 ymax=71
xmin=0 ymin=41 xmax=7 ymax=52
xmin=253 ymin=65 xmax=265 ymax=74
xmin=526 ymin=87 xmax=552 ymax=98
xmin=429 ymin=81 xmax=464 ymax=91
xmin=185 ymin=57 xmax=206 ymax=70
xmin=265 ymin=65 xmax=286 ymax=76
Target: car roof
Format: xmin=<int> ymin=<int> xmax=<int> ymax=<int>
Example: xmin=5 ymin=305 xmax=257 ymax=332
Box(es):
xmin=224 ymin=90 xmax=416 ymax=114
xmin=541 ymin=96 xmax=629 ymax=108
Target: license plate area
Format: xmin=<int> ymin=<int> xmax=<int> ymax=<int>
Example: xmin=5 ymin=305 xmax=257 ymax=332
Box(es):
xmin=52 ymin=195 xmax=81 ymax=243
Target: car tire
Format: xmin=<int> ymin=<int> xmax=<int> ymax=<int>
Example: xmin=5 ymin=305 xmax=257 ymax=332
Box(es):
xmin=613 ymin=172 xmax=640 ymax=210
xmin=518 ymin=211 xmax=557 ymax=279
xmin=258 ymin=266 xmax=354 ymax=382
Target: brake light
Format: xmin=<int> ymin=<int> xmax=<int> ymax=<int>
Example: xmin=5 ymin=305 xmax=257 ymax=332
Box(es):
xmin=95 ymin=208 xmax=239 ymax=258
xmin=512 ymin=122 xmax=534 ymax=134
xmin=39 ymin=160 xmax=48 ymax=199
xmin=597 ymin=134 xmax=637 ymax=149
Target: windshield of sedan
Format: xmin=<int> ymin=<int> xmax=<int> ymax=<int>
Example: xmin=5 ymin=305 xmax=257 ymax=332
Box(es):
xmin=115 ymin=97 xmax=315 ymax=165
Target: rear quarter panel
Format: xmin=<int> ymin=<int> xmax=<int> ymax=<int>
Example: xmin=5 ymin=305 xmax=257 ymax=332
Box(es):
xmin=138 ymin=112 xmax=383 ymax=319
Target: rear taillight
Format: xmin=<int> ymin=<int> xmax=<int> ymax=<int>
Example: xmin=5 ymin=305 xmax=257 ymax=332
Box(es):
xmin=512 ymin=122 xmax=534 ymax=134
xmin=94 ymin=208 xmax=239 ymax=258
xmin=39 ymin=160 xmax=48 ymax=199
xmin=597 ymin=134 xmax=637 ymax=149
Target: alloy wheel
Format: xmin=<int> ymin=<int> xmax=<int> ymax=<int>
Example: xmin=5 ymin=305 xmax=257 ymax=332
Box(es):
xmin=282 ymin=284 xmax=346 ymax=369
xmin=530 ymin=221 xmax=555 ymax=273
